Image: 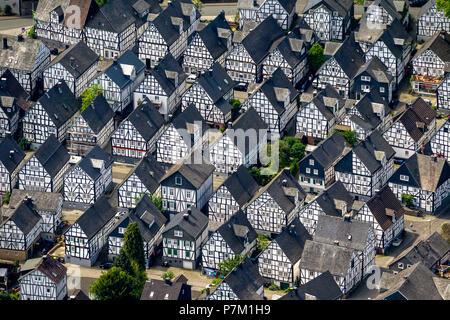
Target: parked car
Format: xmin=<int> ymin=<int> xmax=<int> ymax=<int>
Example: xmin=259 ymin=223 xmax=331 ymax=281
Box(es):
xmin=234 ymin=82 xmax=248 ymax=92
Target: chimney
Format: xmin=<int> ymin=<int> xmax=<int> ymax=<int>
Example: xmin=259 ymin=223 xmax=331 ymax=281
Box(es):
xmin=70 ymin=57 xmax=76 ymax=68
xmin=3 ymin=38 xmax=8 ymax=49
xmin=282 ymin=179 xmax=288 ymax=187
xmin=57 ymin=81 xmax=62 ymax=94
xmin=9 ymin=150 xmax=14 ymax=159
xmin=334 ymin=240 xmax=339 ymax=246
xmin=347 ymin=234 xmax=352 ymax=241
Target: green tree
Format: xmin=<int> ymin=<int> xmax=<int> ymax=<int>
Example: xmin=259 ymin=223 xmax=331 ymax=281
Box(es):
xmin=0 ymin=292 xmax=19 ymax=300
xmin=308 ymin=43 xmax=325 ymax=73
xmin=401 ymin=193 xmax=415 ymax=208
xmin=3 ymin=191 xmax=10 ymax=205
xmin=230 ymin=98 xmax=241 ymax=110
xmin=28 ymin=27 xmax=36 ymax=39
xmin=257 ymin=234 xmax=270 ymax=251
xmin=19 ymin=137 xmax=30 ymax=151
xmin=192 ymin=0 xmax=203 ymax=13
xmin=89 ymin=267 xmax=138 ymax=300
xmin=339 ymin=130 xmax=358 ymax=147
xmin=217 ymin=254 xmax=243 ymax=276
xmin=123 ymin=222 xmax=146 ymax=271
xmin=4 ymin=5 xmax=12 ymax=15
xmin=162 ymin=271 xmax=175 ymax=280
xmin=234 ymin=12 xmax=239 ymax=24
xmin=113 ymin=249 xmax=134 ymax=274
xmin=95 ymin=0 xmax=110 ymax=7
xmin=354 ymin=0 xmax=364 ymax=4
xmin=290 ymin=160 xmax=299 ymax=177
xmin=437 ymin=0 xmax=450 ymax=18
xmin=81 ymin=84 xmax=103 ymax=112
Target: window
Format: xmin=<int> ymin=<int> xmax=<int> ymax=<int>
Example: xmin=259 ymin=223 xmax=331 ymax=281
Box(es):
xmin=398 ymin=262 xmax=404 ymax=270
xmin=306 ymin=168 xmax=311 ymax=174
xmin=174 ymin=230 xmax=183 ymax=237
xmin=175 ymin=177 xmax=182 ymax=185
xmin=380 ymin=87 xmax=385 ymax=93
xmin=400 ymin=175 xmax=409 ymax=182
xmin=309 ymin=159 xmax=314 ymax=166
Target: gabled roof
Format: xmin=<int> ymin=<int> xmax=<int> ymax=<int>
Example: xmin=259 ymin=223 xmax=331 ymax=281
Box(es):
xmin=197 ymin=12 xmax=232 ymax=60
xmin=197 ymin=62 xmax=234 ymax=104
xmin=35 ymin=0 xmax=96 ymax=29
xmin=302 ymin=131 xmax=350 ymax=169
xmin=162 ymin=162 xmax=215 ymax=189
xmin=242 ymin=16 xmax=285 ymax=65
xmin=377 ymin=18 xmax=412 ymax=59
xmin=126 ymin=98 xmax=165 ymax=142
xmin=355 ymin=56 xmax=393 ymax=84
xmin=328 ymin=33 xmax=366 ymax=79
xmin=223 ymin=165 xmax=260 ymax=207
xmin=0 ymin=135 xmax=25 ymax=174
xmin=34 ymin=256 xmax=67 ymax=284
xmin=217 ymin=210 xmax=258 ymax=255
xmin=300 ymin=239 xmax=356 ymax=277
xmin=47 ymin=41 xmax=98 ymax=79
xmin=365 ymin=0 xmax=402 ymax=22
xmin=275 ymin=33 xmax=306 ymax=68
xmin=307 ymin=84 xmax=343 ymax=121
xmin=34 ymin=135 xmax=70 ymax=178
xmin=80 ymin=94 xmax=114 ymax=134
xmin=314 ymin=215 xmax=372 ymax=252
xmin=77 ymin=146 xmax=113 ymax=181
xmin=131 ymin=155 xmax=166 ymax=194
xmin=104 ymin=51 xmax=146 ymax=88
xmin=140 ymin=278 xmax=190 ymax=300
xmin=0 ymin=69 xmax=31 ymax=111
xmin=397 ymin=98 xmax=436 ymax=142
xmin=0 ymin=35 xmax=48 ymax=72
xmin=274 ymin=218 xmax=311 ymax=263
xmin=413 ymin=30 xmax=450 ymax=63
xmin=72 ymin=197 xmax=116 ymax=240
xmin=303 ymin=0 xmax=354 ymax=17
xmin=4 ymin=200 xmax=42 ymax=234
xmin=172 ymin=104 xmax=208 ymax=146
xmin=164 ymin=206 xmax=208 ymax=239
xmin=314 ymin=181 xmax=361 ymax=217
xmin=9 ymin=189 xmax=62 ymax=213
xmin=219 ymin=258 xmax=264 ymax=300
xmin=364 ymin=185 xmax=405 ymax=231
xmin=279 ymin=271 xmax=342 ymax=300
xmin=149 ymin=53 xmax=187 ymax=97
xmin=38 ymin=80 xmax=80 ymax=128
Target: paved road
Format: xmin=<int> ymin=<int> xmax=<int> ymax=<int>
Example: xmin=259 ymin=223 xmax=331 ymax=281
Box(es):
xmin=0 ymin=17 xmax=33 ymax=31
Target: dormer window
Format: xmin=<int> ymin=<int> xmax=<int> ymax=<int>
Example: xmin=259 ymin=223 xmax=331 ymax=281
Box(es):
xmin=174 ymin=230 xmax=183 ymax=237
xmin=400 ymin=175 xmax=409 ymax=182
xmin=175 ymin=177 xmax=182 ymax=185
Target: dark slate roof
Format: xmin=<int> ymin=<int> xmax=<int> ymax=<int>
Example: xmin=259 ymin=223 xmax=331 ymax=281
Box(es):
xmin=72 ymin=197 xmax=116 ymax=240
xmin=377 ymin=18 xmax=412 ymax=59
xmin=330 ymin=33 xmax=366 ymax=79
xmin=163 ymin=162 xmax=215 ymax=189
xmin=77 ymin=146 xmax=113 ymax=181
xmin=0 ymin=135 xmax=25 ymax=174
xmin=274 ymin=217 xmax=312 ymax=263
xmin=278 ymin=0 xmax=297 ymax=13
xmin=259 ymin=68 xmax=299 ymax=115
xmin=220 ymin=258 xmax=264 ymax=300
xmin=299 ymin=240 xmax=356 ymax=277
xmin=355 ymin=56 xmax=393 ymax=84
xmin=35 ymin=256 xmax=67 ymax=284
xmin=197 ymin=62 xmax=234 ymax=104
xmin=365 ymin=0 xmax=402 ymax=22
xmin=197 ymin=12 xmax=232 ymax=60
xmin=140 ymin=278 xmax=191 ymax=300
xmin=303 ymin=0 xmax=353 ymax=17
xmin=0 ymin=69 xmax=31 ymax=111
xmin=388 ymin=153 xmax=450 ymax=192
xmin=414 ymin=30 xmax=450 ymax=63
xmin=70 ymin=290 xmax=90 ymax=300
xmin=9 ymin=189 xmax=62 ymax=213
xmin=314 ymin=215 xmax=372 ymax=252
xmin=350 ymin=91 xmax=390 ymax=131
xmin=302 ymin=131 xmax=350 ymax=170
xmin=39 ymin=80 xmax=80 ymax=129
xmin=104 ymin=51 xmax=146 ymax=89
xmin=279 ymin=271 xmax=342 ymax=300
xmin=364 ymin=185 xmax=406 ymax=231
xmin=132 ymin=155 xmax=166 ymax=194
xmin=397 ymin=98 xmax=436 ymax=142
xmin=223 ymin=165 xmax=260 ymax=207
xmin=80 ymin=94 xmax=114 ymax=134
xmin=34 ymin=135 xmax=70 ymax=178
xmin=308 ymin=84 xmax=344 ymax=121
xmin=164 ymin=206 xmax=208 ymax=239
xmin=217 ymin=210 xmax=258 ymax=255
xmin=242 ymin=16 xmax=285 ymax=65
xmin=6 ymin=200 xmax=41 ymax=234
xmin=47 ymin=41 xmax=98 ymax=79
xmin=275 ymin=32 xmax=306 ymax=68
xmin=127 ymin=98 xmax=165 ymax=142
xmin=335 ymin=130 xmax=395 ymax=174
xmin=172 ymin=104 xmax=208 ymax=146
xmin=149 ymin=53 xmax=187 ymax=97
xmin=314 ymin=181 xmax=358 ymax=217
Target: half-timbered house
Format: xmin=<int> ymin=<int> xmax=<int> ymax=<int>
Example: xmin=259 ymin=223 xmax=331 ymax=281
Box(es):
xmin=237 ymin=0 xmax=296 ymax=30
xmin=208 ymin=107 xmax=268 ymax=175
xmin=430 ymin=119 xmax=450 ymax=161
xmin=417 ymin=0 xmax=450 ymax=40
xmin=207 ymin=258 xmax=264 ymax=300
xmin=362 ymin=0 xmax=405 ymax=29
xmin=411 ymin=30 xmax=450 ymax=95
xmin=258 ymin=218 xmax=311 ymax=288
xmin=246 ymin=169 xmax=306 ymax=235
xmin=66 ymin=94 xmax=115 ymax=156
xmin=108 ymin=194 xmax=167 ymax=267
xmin=225 ymin=16 xmax=285 ymax=84
xmin=140 ymin=275 xmax=191 ymax=300
xmin=181 ymin=62 xmax=233 ymax=128
xmin=302 ymin=0 xmax=354 ymax=42
xmin=0 ymin=135 xmax=25 ymax=195
xmin=437 ymin=74 xmax=450 ymax=110
xmin=354 ymin=185 xmax=405 ymax=252
xmin=208 ymin=165 xmax=259 ymax=223
xmin=0 ymin=69 xmax=31 ymax=118
xmin=138 ymin=0 xmax=200 ymax=67
xmin=111 ymin=98 xmax=165 ymax=160
xmin=297 ymin=181 xmax=364 ymax=235
xmin=299 ymin=239 xmax=362 ymax=294
xmin=133 ymin=53 xmax=187 ymax=119
xmin=383 ymin=98 xmax=437 ymax=159
xmin=298 ymin=131 xmax=351 ymax=193
xmin=156 ymin=104 xmax=208 ymax=165
xmin=201 ymin=210 xmax=257 ymax=272
xmin=160 ymin=162 xmax=215 ymax=216
xmin=19 ymin=256 xmax=67 ymax=300
xmin=18 ymin=135 xmax=70 ymax=193
xmin=0 ymin=199 xmax=42 ymax=261
xmin=9 ymin=189 xmax=63 ymax=240
xmin=314 ymin=35 xmax=366 ymax=97
xmin=63 ymin=146 xmax=113 ymax=206
xmin=0 ymin=35 xmax=51 ymax=93
xmin=23 ymin=80 xmax=80 ymax=147
xmin=43 ymin=41 xmax=99 ymax=97
xmin=117 ymin=154 xmax=166 ymax=209
xmin=242 ymin=68 xmax=299 ymax=137
xmin=388 ymin=153 xmax=450 ymax=213
xmin=162 ymin=206 xmax=208 ymax=269
xmin=0 ymin=74 xmax=20 ymax=138
xmin=64 ymin=197 xmax=116 ymax=266
xmin=279 ymin=271 xmax=343 ymax=300
xmin=335 ymin=130 xmax=396 ymax=200
xmin=91 ymin=50 xmax=146 ymax=112
xmin=296 ymin=84 xmax=345 ymax=140
xmin=183 ymin=12 xmax=233 ymax=74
